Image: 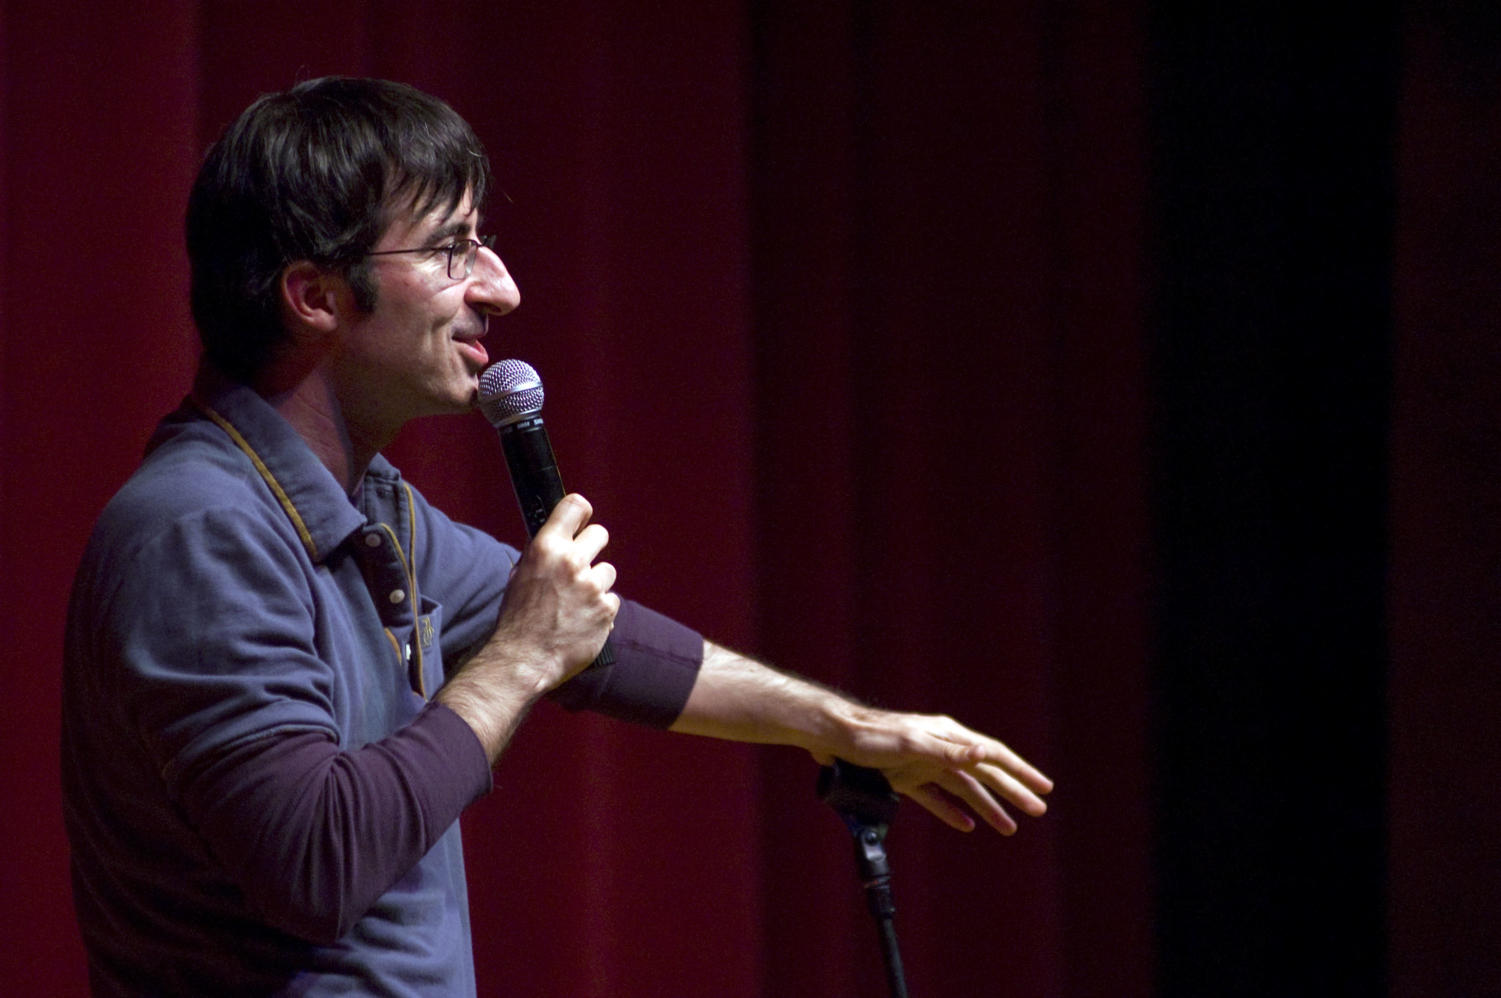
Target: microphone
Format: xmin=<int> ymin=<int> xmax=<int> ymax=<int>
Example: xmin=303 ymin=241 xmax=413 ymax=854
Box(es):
xmin=478 ymin=359 xmax=615 ymax=669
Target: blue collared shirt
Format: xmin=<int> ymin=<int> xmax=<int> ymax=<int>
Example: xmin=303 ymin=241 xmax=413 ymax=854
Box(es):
xmin=62 ymin=369 xmax=702 ymax=995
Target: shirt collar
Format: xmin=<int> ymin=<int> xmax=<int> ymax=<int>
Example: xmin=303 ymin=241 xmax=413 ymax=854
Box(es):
xmin=185 ymin=362 xmax=369 ymax=564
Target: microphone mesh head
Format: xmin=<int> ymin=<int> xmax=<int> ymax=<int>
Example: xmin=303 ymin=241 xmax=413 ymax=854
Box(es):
xmin=478 ymin=359 xmax=545 ymax=427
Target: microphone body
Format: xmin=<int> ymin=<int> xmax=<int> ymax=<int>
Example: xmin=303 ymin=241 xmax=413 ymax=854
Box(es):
xmin=479 ymin=360 xmax=615 ymax=669
xmin=497 ymin=415 xmax=565 ymax=537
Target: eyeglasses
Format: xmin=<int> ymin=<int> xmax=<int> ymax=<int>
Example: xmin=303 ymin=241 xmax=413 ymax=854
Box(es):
xmin=364 ymin=235 xmax=497 ymax=281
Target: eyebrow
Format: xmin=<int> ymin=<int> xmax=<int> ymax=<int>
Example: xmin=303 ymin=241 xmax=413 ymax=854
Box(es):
xmin=423 ymin=217 xmax=479 ymax=246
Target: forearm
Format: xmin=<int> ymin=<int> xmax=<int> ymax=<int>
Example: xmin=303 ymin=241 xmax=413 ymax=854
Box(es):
xmin=668 ymin=639 xmax=858 ymax=757
xmin=435 ymin=642 xmax=557 ymax=762
xmin=669 ymin=641 xmax=983 ymax=766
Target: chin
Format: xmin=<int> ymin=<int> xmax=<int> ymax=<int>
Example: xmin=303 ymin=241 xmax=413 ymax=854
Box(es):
xmin=415 ymin=386 xmax=479 ymax=420
xmin=443 ymin=373 xmax=482 ymax=409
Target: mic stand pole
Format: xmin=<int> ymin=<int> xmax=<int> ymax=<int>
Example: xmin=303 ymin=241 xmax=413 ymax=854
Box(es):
xmin=819 ymin=760 xmax=909 ymax=998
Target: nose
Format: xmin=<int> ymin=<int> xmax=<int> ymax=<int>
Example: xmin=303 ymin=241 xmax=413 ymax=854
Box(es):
xmin=467 ymin=244 xmax=521 ymax=316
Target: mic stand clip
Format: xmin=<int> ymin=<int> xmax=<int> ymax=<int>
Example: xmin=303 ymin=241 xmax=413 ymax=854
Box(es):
xmin=819 ymin=759 xmax=910 ymax=998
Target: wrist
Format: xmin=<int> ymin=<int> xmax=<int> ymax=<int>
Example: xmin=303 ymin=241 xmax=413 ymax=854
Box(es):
xmin=435 ymin=647 xmax=556 ymax=762
xmin=800 ymin=694 xmax=871 ymax=761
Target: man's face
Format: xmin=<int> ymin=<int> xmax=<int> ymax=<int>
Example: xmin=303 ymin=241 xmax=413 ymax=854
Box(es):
xmin=330 ymin=190 xmax=520 ymax=437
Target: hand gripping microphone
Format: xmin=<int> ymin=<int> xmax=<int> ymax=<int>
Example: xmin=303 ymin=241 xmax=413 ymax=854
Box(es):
xmin=478 ymin=359 xmax=615 ymax=669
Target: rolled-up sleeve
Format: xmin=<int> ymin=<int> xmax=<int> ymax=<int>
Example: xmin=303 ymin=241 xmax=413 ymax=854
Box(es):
xmin=549 ymin=599 xmax=703 ymax=727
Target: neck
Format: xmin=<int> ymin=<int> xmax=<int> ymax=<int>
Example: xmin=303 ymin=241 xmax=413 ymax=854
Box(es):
xmin=256 ymin=363 xmax=388 ymax=494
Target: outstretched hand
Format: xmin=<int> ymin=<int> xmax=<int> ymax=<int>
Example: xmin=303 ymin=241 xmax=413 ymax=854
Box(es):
xmin=807 ymin=708 xmax=1052 ymax=834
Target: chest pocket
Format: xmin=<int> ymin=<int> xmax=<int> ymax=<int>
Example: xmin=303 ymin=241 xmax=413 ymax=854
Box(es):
xmin=367 ymin=583 xmax=446 ymax=702
xmin=408 ymin=597 xmax=445 ymax=699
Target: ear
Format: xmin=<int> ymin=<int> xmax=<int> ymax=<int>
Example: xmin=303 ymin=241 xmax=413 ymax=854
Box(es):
xmin=279 ymin=261 xmax=348 ymax=337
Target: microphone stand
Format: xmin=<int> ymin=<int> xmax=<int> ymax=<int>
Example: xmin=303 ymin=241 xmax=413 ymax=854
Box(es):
xmin=819 ymin=760 xmax=909 ymax=998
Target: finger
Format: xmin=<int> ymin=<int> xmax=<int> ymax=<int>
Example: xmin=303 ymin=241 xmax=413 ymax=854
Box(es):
xmin=937 ymin=769 xmax=1021 ymax=835
xmin=952 ymin=737 xmax=1054 ymax=795
xmin=537 ymin=493 xmax=594 ymax=540
xmin=907 ymin=782 xmax=1005 ymax=835
xmin=863 ymin=724 xmax=991 ymax=770
xmin=973 ymin=760 xmax=1049 ymax=817
xmin=590 ymin=561 xmax=618 ymax=596
xmin=574 ymin=522 xmax=611 ymax=562
xmin=885 ymin=765 xmax=1009 ymax=834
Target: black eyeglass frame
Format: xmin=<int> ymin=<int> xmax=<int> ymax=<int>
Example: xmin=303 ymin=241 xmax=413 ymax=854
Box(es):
xmin=363 ymin=234 xmax=497 ymax=281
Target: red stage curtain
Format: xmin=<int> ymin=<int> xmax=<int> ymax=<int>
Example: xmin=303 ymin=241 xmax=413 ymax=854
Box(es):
xmin=1 ymin=3 xmax=1150 ymax=995
xmin=1389 ymin=6 xmax=1501 ymax=994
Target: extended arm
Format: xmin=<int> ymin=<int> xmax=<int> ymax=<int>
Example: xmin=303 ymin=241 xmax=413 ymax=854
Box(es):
xmin=670 ymin=640 xmax=1052 ymax=834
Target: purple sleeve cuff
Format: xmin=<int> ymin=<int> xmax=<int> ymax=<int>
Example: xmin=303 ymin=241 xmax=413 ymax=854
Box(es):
xmin=548 ymin=598 xmax=703 ymax=727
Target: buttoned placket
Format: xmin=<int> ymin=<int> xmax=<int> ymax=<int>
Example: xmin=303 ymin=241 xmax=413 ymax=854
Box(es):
xmin=354 ymin=523 xmax=426 ymax=697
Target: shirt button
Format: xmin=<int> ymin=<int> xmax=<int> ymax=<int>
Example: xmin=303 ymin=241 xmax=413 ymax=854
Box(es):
xmin=388 ymin=589 xmax=406 ymax=604
xmin=365 ymin=533 xmax=382 ymax=548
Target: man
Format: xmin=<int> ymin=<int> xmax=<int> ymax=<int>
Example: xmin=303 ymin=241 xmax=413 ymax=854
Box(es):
xmin=61 ymin=77 xmax=1051 ymax=996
